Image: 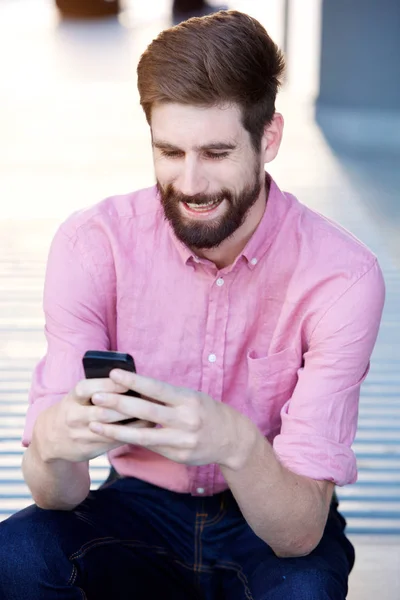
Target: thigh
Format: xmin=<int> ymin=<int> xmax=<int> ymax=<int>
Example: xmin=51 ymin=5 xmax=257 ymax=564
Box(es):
xmin=218 ymin=505 xmax=355 ymax=600
xmin=0 ymin=478 xmax=201 ymax=600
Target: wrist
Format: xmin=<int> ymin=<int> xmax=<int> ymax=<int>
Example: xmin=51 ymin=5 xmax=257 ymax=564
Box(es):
xmin=33 ymin=407 xmax=61 ymax=463
xmin=219 ymin=411 xmax=260 ymax=472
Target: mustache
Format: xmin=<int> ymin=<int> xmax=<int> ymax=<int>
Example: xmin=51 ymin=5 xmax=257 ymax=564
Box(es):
xmin=160 ymin=184 xmax=232 ymax=206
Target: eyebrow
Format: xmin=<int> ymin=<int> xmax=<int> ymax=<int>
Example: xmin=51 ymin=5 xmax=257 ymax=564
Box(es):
xmin=152 ymin=141 xmax=237 ymax=152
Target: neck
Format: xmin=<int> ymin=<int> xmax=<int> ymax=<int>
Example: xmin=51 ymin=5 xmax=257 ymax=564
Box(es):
xmin=194 ymin=179 xmax=269 ymax=270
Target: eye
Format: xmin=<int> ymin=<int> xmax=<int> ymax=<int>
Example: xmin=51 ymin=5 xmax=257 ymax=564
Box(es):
xmin=160 ymin=149 xmax=183 ymax=159
xmin=204 ymin=152 xmax=229 ymax=160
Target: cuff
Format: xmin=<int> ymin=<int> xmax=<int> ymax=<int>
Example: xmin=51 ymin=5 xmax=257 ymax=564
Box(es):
xmin=273 ymin=433 xmax=357 ymax=486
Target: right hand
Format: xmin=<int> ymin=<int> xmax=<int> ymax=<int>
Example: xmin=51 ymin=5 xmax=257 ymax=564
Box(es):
xmin=34 ymin=378 xmax=153 ymax=463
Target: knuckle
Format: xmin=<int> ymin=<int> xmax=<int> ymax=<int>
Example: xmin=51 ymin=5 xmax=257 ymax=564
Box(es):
xmin=65 ymin=411 xmax=79 ymax=428
xmin=186 ymin=415 xmax=201 ymax=432
xmin=115 ymin=396 xmax=128 ymax=415
xmin=74 ymin=381 xmax=87 ymax=399
xmin=68 ymin=427 xmax=80 ymax=442
xmin=113 ymin=383 xmax=129 ymax=394
xmin=178 ymin=405 xmax=201 ymax=431
xmin=152 ymin=382 xmax=164 ymax=399
xmin=95 ymin=407 xmax=108 ymax=421
xmin=146 ymin=402 xmax=160 ymax=422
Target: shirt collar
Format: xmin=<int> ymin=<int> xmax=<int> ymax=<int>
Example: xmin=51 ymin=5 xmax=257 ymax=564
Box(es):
xmin=163 ymin=175 xmax=290 ymax=270
xmin=241 ymin=175 xmax=289 ymax=270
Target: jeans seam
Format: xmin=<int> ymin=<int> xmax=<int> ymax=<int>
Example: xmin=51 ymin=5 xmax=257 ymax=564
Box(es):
xmin=203 ymin=495 xmax=226 ymax=526
xmin=194 ymin=497 xmax=227 ymax=584
xmin=199 ymin=518 xmax=205 ymax=574
xmin=67 ymin=563 xmax=87 ymax=598
xmin=67 ymin=537 xmax=252 ymax=596
xmin=203 ymin=509 xmax=227 ymax=528
xmin=217 ymin=560 xmax=255 ymax=600
xmin=69 ymin=537 xmax=206 ymax=577
xmin=69 ymin=537 xmax=117 ymax=561
xmin=67 ymin=563 xmax=77 ymax=587
xmin=69 ymin=537 xmax=180 ymax=561
xmin=194 ymin=512 xmax=203 ymax=574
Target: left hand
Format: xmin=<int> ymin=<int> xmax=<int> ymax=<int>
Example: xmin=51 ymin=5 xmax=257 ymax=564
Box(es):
xmin=89 ymin=369 xmax=255 ymax=468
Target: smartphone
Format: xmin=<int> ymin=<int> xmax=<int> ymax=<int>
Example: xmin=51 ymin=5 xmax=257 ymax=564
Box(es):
xmin=82 ymin=350 xmax=139 ymax=424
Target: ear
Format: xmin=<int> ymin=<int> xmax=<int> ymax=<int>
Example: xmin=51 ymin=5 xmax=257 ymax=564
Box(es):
xmin=260 ymin=113 xmax=284 ymax=164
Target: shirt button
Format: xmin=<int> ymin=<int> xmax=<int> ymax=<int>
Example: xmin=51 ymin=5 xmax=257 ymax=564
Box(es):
xmin=197 ymin=487 xmax=205 ymax=494
xmin=208 ymin=353 xmax=217 ymax=363
xmin=250 ymin=257 xmax=258 ymax=265
xmin=216 ymin=277 xmax=224 ymax=287
xmin=193 ymin=256 xmax=200 ymax=263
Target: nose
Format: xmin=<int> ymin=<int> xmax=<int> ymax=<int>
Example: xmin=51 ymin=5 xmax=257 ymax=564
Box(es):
xmin=175 ymin=155 xmax=207 ymax=197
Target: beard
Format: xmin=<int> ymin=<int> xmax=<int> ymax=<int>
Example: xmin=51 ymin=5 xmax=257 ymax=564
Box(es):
xmin=156 ymin=167 xmax=263 ymax=250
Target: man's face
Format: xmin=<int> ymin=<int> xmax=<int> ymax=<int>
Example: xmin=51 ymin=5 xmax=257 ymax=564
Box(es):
xmin=151 ymin=103 xmax=265 ymax=250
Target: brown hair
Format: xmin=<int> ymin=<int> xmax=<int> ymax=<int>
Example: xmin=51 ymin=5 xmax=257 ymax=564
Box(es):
xmin=137 ymin=10 xmax=285 ymax=151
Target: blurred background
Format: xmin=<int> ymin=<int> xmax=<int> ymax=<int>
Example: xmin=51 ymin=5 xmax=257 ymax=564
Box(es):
xmin=0 ymin=1 xmax=399 ymax=597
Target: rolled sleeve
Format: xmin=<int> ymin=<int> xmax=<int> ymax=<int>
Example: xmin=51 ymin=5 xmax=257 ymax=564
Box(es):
xmin=22 ymin=222 xmax=111 ymax=446
xmin=273 ymin=259 xmax=385 ymax=486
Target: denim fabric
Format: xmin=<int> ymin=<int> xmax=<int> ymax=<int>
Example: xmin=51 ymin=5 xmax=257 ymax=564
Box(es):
xmin=0 ymin=476 xmax=354 ymax=599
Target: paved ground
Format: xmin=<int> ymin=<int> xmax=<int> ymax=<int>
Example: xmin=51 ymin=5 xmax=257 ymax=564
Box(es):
xmin=0 ymin=1 xmax=399 ymax=598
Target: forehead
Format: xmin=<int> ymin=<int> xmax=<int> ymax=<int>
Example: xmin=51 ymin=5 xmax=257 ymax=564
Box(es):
xmin=151 ymin=102 xmax=247 ymax=148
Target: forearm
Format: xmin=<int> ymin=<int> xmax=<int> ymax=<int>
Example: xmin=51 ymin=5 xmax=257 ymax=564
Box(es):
xmin=220 ymin=419 xmax=332 ymax=557
xmin=22 ymin=426 xmax=90 ymax=511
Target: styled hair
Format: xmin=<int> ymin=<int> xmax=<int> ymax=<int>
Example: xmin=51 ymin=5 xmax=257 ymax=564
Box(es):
xmin=137 ymin=10 xmax=285 ymax=151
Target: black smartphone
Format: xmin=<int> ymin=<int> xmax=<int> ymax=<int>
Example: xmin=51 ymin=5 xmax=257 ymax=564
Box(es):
xmin=82 ymin=350 xmax=140 ymax=424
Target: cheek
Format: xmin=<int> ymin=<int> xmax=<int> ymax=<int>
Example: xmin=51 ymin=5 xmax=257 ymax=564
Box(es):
xmin=216 ymin=162 xmax=249 ymax=189
xmin=205 ymin=162 xmax=239 ymax=183
xmin=153 ymin=159 xmax=178 ymax=185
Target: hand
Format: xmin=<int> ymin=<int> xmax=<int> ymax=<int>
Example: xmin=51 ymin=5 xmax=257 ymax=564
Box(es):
xmin=35 ymin=377 xmax=153 ymax=464
xmin=88 ymin=369 xmax=257 ymax=469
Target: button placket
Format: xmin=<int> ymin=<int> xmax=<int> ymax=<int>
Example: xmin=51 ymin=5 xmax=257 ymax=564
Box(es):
xmin=195 ymin=272 xmax=230 ymax=496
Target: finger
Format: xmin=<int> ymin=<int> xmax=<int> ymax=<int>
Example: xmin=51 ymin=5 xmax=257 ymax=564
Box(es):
xmin=73 ymin=378 xmax=130 ymax=405
xmin=109 ymin=370 xmax=191 ymax=406
xmin=74 ymin=427 xmax=120 ymax=445
xmin=91 ymin=393 xmax=176 ymax=426
xmin=73 ymin=420 xmax=154 ymax=449
xmin=88 ymin=406 xmax=140 ymax=424
xmin=88 ymin=422 xmax=194 ymax=449
xmin=88 ymin=405 xmax=156 ymax=428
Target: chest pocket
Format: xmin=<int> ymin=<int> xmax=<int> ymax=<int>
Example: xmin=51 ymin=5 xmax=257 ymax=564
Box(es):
xmin=246 ymin=347 xmax=300 ymax=437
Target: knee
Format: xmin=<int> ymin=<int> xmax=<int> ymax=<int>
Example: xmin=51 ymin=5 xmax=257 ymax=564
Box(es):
xmin=277 ymin=568 xmax=346 ymax=600
xmin=0 ymin=504 xmax=65 ymax=575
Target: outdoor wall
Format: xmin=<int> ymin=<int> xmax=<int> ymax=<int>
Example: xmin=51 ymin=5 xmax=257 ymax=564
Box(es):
xmin=316 ymin=0 xmax=400 ymax=150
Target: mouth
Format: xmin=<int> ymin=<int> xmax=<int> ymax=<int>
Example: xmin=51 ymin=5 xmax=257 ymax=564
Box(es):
xmin=182 ymin=198 xmax=224 ymax=216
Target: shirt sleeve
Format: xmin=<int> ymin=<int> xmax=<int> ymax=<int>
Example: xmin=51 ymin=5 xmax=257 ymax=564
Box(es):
xmin=22 ymin=222 xmax=112 ymax=446
xmin=273 ymin=258 xmax=386 ymax=486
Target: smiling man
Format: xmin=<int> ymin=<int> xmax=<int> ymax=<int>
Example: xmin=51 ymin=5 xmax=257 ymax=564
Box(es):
xmin=154 ymin=102 xmax=267 ymax=258
xmin=0 ymin=10 xmax=385 ymax=600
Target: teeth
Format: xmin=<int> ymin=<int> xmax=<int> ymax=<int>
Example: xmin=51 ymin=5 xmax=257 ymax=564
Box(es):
xmin=186 ymin=200 xmax=219 ymax=209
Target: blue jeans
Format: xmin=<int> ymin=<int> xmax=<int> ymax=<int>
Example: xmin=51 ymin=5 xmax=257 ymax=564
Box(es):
xmin=0 ymin=474 xmax=354 ymax=599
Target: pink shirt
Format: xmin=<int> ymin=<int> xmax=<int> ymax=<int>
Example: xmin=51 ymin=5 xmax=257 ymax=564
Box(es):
xmin=23 ymin=178 xmax=385 ymax=495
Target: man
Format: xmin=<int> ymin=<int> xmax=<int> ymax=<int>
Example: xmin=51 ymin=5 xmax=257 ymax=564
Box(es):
xmin=0 ymin=10 xmax=385 ymax=600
